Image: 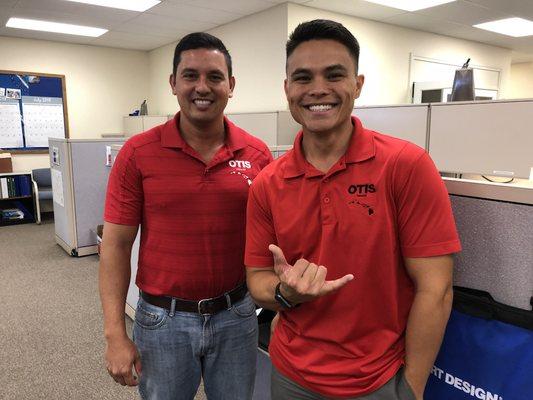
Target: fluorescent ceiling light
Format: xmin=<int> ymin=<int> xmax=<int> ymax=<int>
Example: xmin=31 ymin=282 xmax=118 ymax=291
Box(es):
xmin=474 ymin=17 xmax=533 ymax=37
xmin=6 ymin=17 xmax=107 ymax=37
xmin=363 ymin=0 xmax=456 ymax=12
xmin=64 ymin=0 xmax=161 ymax=12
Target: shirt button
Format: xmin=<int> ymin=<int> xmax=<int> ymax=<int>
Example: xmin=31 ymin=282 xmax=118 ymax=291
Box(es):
xmin=324 ymin=197 xmax=330 ymax=204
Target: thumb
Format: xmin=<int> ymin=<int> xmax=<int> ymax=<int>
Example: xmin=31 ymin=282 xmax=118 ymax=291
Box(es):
xmin=134 ymin=352 xmax=142 ymax=378
xmin=268 ymin=244 xmax=290 ymax=273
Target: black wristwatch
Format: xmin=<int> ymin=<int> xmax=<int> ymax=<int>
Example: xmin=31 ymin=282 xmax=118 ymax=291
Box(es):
xmin=275 ymin=282 xmax=296 ymax=309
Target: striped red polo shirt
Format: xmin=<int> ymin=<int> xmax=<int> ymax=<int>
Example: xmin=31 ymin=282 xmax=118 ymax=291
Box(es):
xmin=104 ymin=113 xmax=272 ymax=300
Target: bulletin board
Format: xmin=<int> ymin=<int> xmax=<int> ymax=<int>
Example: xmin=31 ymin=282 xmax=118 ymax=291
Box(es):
xmin=0 ymin=70 xmax=69 ymax=153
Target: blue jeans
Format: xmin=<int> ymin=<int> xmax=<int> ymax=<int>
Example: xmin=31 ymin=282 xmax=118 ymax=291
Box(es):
xmin=133 ymin=292 xmax=259 ymax=400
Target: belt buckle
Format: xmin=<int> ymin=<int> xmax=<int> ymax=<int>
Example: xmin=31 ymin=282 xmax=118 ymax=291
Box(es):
xmin=197 ymin=298 xmax=212 ymax=315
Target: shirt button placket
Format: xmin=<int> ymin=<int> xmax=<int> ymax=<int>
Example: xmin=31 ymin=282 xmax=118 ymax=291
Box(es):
xmin=321 ymin=178 xmax=332 ymax=224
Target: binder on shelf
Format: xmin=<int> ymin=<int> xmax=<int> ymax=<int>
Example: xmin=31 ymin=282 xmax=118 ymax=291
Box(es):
xmin=0 ymin=178 xmax=7 ymax=198
xmin=14 ymin=176 xmax=21 ymax=196
xmin=8 ymin=177 xmax=14 ymax=197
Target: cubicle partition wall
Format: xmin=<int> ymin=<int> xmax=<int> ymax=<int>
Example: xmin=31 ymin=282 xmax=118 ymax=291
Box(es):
xmin=444 ymin=178 xmax=533 ymax=310
xmin=226 ymin=111 xmax=301 ymax=147
xmin=353 ymin=104 xmax=429 ymax=149
xmin=49 ymin=138 xmax=125 ymax=256
xmin=429 ymin=99 xmax=533 ymax=179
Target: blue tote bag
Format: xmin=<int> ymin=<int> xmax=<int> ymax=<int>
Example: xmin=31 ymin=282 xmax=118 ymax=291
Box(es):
xmin=425 ymin=286 xmax=533 ymax=400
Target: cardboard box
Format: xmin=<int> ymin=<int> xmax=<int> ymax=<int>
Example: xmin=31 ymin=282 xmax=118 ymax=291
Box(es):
xmin=0 ymin=153 xmax=13 ymax=173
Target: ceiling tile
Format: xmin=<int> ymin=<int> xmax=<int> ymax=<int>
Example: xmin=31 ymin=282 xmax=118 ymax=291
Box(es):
xmin=415 ymin=0 xmax=511 ymax=26
xmin=148 ymin=1 xmax=242 ymax=25
xmin=13 ymin=0 xmax=138 ymax=24
xmin=176 ymin=0 xmax=275 ymax=16
xmin=90 ymin=30 xmax=176 ymax=51
xmin=0 ymin=0 xmax=18 ymax=7
xmin=304 ymin=0 xmax=408 ymax=21
xmin=264 ymin=0 xmax=312 ymax=3
xmin=384 ymin=13 xmax=465 ymax=37
xmin=448 ymin=24 xmax=518 ymax=48
xmin=9 ymin=1 xmax=138 ymax=31
xmin=464 ymin=0 xmax=533 ymax=20
xmin=114 ymin=13 xmax=202 ymax=37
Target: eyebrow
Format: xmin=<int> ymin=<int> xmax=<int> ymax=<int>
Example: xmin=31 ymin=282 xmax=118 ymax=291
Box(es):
xmin=325 ymin=64 xmax=348 ymax=73
xmin=290 ymin=64 xmax=348 ymax=78
xmin=180 ymin=68 xmax=225 ymax=76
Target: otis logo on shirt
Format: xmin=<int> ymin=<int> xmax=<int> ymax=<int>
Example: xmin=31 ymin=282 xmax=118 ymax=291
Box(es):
xmin=348 ymin=183 xmax=375 ymax=197
xmin=228 ymin=160 xmax=251 ymax=169
xmin=348 ymin=183 xmax=376 ymax=216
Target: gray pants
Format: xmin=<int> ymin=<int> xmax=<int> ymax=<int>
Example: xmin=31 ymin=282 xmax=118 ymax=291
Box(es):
xmin=271 ymin=365 xmax=416 ymax=400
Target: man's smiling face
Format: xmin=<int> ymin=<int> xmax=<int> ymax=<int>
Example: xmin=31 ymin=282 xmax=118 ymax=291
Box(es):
xmin=285 ymin=39 xmax=364 ymax=136
xmin=170 ymin=48 xmax=234 ymax=127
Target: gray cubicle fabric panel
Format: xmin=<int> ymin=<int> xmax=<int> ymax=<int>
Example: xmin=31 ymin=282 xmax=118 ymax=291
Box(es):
xmin=70 ymin=141 xmax=121 ymax=248
xmin=450 ymin=195 xmax=533 ymax=310
xmin=50 ymin=139 xmax=74 ymax=249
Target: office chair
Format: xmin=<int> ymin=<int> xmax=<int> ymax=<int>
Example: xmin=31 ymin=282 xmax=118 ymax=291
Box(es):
xmin=32 ymin=168 xmax=53 ymax=224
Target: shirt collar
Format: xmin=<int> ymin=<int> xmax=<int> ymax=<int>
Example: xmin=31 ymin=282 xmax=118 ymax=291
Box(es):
xmin=161 ymin=112 xmax=248 ymax=152
xmin=283 ymin=116 xmax=376 ymax=179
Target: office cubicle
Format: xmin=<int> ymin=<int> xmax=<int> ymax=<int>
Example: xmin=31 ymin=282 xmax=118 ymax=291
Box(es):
xmin=226 ymin=111 xmax=301 ymax=147
xmin=444 ymin=178 xmax=533 ymax=310
xmin=49 ymin=138 xmax=125 ymax=257
xmin=353 ymin=104 xmax=429 ymax=149
xmin=429 ymin=99 xmax=533 ymax=179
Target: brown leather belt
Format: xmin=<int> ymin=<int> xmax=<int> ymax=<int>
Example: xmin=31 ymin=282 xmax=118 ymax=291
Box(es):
xmin=140 ymin=283 xmax=248 ymax=315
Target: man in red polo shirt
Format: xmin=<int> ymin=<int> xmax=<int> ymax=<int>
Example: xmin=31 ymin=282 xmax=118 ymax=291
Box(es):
xmin=99 ymin=32 xmax=272 ymax=400
xmin=245 ymin=20 xmax=461 ymax=399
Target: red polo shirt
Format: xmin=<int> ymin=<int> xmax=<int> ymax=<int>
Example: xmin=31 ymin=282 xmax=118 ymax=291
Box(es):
xmin=105 ymin=113 xmax=272 ymax=300
xmin=245 ymin=117 xmax=461 ymax=398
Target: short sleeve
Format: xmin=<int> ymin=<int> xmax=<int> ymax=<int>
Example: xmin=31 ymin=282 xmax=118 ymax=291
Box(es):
xmin=245 ymin=172 xmax=276 ymax=268
xmin=394 ymin=149 xmax=461 ymax=258
xmin=104 ymin=141 xmax=143 ymax=226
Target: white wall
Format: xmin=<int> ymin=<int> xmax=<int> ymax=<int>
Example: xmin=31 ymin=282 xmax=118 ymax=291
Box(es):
xmin=1 ymin=36 xmax=149 ymax=171
xmin=147 ymin=3 xmax=289 ymax=116
xmin=287 ymin=4 xmax=513 ymax=106
xmin=508 ymin=62 xmax=533 ymax=99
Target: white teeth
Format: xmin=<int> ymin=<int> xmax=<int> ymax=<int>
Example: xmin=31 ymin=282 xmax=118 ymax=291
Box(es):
xmin=308 ymin=104 xmax=333 ymax=112
xmin=194 ymin=100 xmax=211 ymax=105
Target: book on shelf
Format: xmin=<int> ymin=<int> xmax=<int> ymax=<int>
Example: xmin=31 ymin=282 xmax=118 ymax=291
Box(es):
xmin=0 ymin=177 xmax=8 ymax=199
xmin=0 ymin=175 xmax=31 ymax=198
xmin=1 ymin=208 xmax=24 ymax=220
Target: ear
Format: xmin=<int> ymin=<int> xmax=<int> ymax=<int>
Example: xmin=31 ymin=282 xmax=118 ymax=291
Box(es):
xmin=284 ymin=78 xmax=288 ymax=98
xmin=169 ymin=74 xmax=177 ymax=95
xmin=354 ymin=74 xmax=365 ymax=99
xmin=228 ymin=76 xmax=236 ymax=98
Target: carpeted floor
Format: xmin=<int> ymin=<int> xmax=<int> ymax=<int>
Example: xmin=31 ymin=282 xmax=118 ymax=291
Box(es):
xmin=0 ymin=215 xmax=207 ymax=400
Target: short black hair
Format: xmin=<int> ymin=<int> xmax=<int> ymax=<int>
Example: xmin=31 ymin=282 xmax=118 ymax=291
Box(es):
xmin=286 ymin=19 xmax=360 ymax=73
xmin=172 ymin=32 xmax=232 ymax=77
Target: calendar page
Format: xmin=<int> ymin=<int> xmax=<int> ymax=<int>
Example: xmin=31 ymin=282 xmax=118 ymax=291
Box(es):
xmin=22 ymin=96 xmax=65 ymax=147
xmin=0 ymin=97 xmax=24 ymax=148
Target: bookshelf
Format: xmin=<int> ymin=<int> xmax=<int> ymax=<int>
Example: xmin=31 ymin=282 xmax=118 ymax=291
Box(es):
xmin=0 ymin=171 xmax=38 ymax=226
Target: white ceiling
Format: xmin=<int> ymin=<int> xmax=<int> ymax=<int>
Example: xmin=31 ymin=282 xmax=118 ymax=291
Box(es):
xmin=1 ymin=0 xmax=533 ymax=62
